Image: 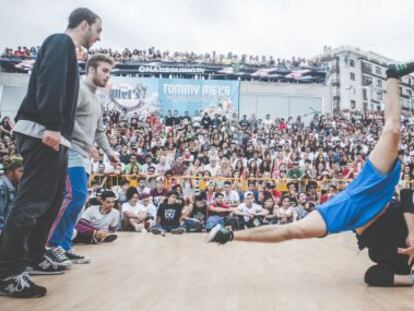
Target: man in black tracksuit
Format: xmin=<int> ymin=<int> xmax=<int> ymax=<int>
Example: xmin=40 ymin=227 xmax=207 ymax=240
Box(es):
xmin=0 ymin=8 xmax=102 ymax=298
xmin=356 ymin=189 xmax=414 ymax=287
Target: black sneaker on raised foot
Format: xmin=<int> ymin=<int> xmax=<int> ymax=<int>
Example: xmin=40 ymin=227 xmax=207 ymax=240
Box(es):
xmin=206 ymin=224 xmax=234 ymax=244
xmin=44 ymin=246 xmax=72 ymax=268
xmin=65 ymin=249 xmax=90 ymax=264
xmin=26 ymin=257 xmax=66 ymax=276
xmin=170 ymin=227 xmax=186 ymax=234
xmin=386 ymin=61 xmax=414 ymax=78
xmin=0 ymin=272 xmax=47 ymax=298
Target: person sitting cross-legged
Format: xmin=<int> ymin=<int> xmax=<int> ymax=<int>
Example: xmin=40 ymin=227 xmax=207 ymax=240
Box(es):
xmin=150 ymin=191 xmax=186 ymax=235
xmin=122 ymin=189 xmax=156 ymax=232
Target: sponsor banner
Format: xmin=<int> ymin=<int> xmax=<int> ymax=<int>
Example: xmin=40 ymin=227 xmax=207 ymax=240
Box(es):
xmin=101 ymin=77 xmax=239 ymax=117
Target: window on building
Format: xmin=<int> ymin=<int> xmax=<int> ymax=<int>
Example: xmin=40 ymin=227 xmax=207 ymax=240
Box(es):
xmin=362 ymin=62 xmax=372 ymax=73
xmin=351 ymin=100 xmax=356 ymax=109
xmin=377 ymin=79 xmax=382 ymax=88
xmin=375 ymin=66 xmax=381 ymax=75
xmin=363 ymin=88 xmax=368 ymax=100
xmin=376 ymin=91 xmax=383 ymax=101
xmin=407 ymin=89 xmax=412 ymax=97
xmin=349 ymin=59 xmax=355 ymax=67
xmin=362 ymin=75 xmax=373 ymax=86
xmin=350 ymin=72 xmax=355 ymax=81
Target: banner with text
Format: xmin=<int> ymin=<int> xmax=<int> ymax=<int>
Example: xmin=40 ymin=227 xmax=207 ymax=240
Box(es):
xmin=105 ymin=77 xmax=239 ymax=117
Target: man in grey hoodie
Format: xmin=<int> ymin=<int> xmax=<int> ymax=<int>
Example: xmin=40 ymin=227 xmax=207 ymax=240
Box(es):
xmin=46 ymin=53 xmax=118 ymax=267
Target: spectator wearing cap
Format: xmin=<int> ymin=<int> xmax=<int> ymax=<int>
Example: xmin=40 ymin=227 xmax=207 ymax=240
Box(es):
xmin=150 ymin=191 xmax=185 ymax=235
xmin=233 ymin=192 xmax=268 ymax=228
xmin=244 ymin=182 xmax=258 ymax=202
xmin=0 ymin=156 xmax=23 ymax=233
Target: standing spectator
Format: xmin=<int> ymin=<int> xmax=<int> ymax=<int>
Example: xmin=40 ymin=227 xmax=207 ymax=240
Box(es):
xmin=0 ymin=7 xmax=102 ymax=298
xmin=47 ymin=53 xmax=117 ymax=267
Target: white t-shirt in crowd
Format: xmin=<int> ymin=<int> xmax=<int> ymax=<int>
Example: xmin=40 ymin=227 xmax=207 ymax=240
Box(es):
xmin=156 ymin=162 xmax=171 ymax=175
xmin=237 ymin=203 xmax=264 ymax=222
xmin=122 ymin=202 xmax=156 ymax=219
xmin=222 ymin=190 xmax=240 ymax=205
xmin=82 ymin=205 xmax=119 ymax=230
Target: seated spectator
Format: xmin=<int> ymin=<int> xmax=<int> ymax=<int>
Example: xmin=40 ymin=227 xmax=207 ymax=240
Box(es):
xmin=74 ymin=191 xmax=119 ymax=244
xmin=262 ymin=196 xmax=279 ymax=225
xmin=292 ymin=192 xmax=310 ymax=220
xmin=275 ymin=195 xmax=294 ymax=224
xmin=151 ymin=191 xmax=186 ymax=235
xmin=206 ymin=193 xmax=238 ymax=231
xmin=150 ymin=176 xmax=168 ymax=207
xmin=222 ymin=181 xmax=240 ymax=207
xmin=233 ymin=192 xmax=268 ymax=228
xmin=137 ymin=177 xmax=151 ymax=197
xmin=122 ymin=190 xmax=156 ymax=232
xmin=320 ymin=184 xmax=338 ymax=204
xmin=181 ymin=195 xmax=208 ymax=232
xmin=0 ymin=156 xmax=23 ymax=233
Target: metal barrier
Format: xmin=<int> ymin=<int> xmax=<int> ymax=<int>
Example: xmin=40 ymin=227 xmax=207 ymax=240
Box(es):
xmin=89 ymin=174 xmax=357 ymax=192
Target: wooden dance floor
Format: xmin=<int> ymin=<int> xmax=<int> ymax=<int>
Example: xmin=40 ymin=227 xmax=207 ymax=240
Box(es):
xmin=2 ymin=232 xmax=413 ymax=311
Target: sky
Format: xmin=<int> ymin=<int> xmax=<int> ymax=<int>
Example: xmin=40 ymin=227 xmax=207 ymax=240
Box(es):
xmin=1 ymin=0 xmax=414 ymax=60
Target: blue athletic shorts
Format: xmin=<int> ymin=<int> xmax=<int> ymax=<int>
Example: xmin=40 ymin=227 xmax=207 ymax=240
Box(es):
xmin=316 ymin=159 xmax=401 ymax=234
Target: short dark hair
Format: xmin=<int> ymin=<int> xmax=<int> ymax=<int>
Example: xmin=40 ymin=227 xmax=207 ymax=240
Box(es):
xmin=126 ymin=187 xmax=138 ymax=201
xmin=101 ymin=190 xmax=116 ymax=201
xmin=85 ymin=53 xmax=115 ymax=73
xmin=68 ymin=7 xmax=100 ymax=29
xmin=215 ymin=193 xmax=224 ymax=199
xmin=167 ymin=190 xmax=179 ymax=198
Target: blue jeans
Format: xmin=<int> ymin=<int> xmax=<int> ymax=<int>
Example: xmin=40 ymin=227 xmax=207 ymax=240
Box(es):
xmin=151 ymin=224 xmax=185 ymax=232
xmin=48 ymin=167 xmax=88 ymax=251
xmin=205 ymin=216 xmax=224 ymax=231
xmin=184 ymin=219 xmax=205 ymax=232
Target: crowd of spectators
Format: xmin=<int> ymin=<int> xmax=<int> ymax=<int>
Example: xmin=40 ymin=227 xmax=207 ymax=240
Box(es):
xmin=1 ymin=45 xmax=324 ymax=69
xmin=1 ymin=107 xmax=413 ymax=236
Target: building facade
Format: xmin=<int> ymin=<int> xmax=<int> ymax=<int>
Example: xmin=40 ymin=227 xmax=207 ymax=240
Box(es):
xmin=321 ymin=45 xmax=414 ymax=113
